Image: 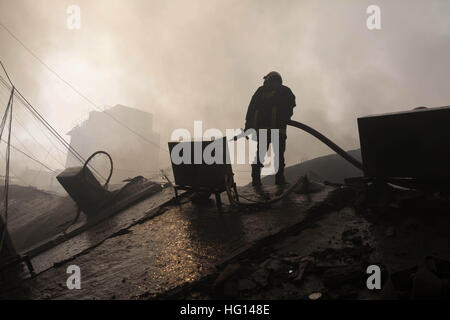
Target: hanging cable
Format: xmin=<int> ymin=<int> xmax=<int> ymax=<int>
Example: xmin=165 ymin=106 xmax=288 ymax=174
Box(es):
xmin=0 ymin=71 xmax=107 ymax=182
xmin=0 ymin=85 xmax=14 ymax=254
xmin=0 ymin=138 xmax=58 ymax=174
xmin=0 ymin=73 xmax=84 ymax=164
xmin=3 ymin=78 xmax=106 ymax=180
xmin=12 ymin=115 xmax=66 ymax=169
xmin=0 ymin=81 xmax=70 ymax=160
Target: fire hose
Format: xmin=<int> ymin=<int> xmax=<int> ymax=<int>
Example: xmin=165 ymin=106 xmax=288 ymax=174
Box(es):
xmin=287 ymin=120 xmax=363 ymax=171
xmin=226 ymin=120 xmax=363 ymax=207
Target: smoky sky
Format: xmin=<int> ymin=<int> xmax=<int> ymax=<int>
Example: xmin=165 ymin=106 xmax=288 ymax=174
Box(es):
xmin=0 ymin=0 xmax=449 ymax=176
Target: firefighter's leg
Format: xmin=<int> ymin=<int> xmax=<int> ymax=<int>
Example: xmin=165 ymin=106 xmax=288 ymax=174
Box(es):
xmin=275 ymin=133 xmax=287 ymax=185
xmin=251 ymin=164 xmax=262 ymax=186
xmin=251 ymin=130 xmax=269 ymax=186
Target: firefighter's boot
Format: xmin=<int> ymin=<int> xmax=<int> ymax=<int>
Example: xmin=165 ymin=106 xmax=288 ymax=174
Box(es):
xmin=275 ymin=167 xmax=287 ymax=185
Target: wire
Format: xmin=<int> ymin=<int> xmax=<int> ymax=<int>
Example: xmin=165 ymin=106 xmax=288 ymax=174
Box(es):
xmin=0 ymin=73 xmax=107 ymax=182
xmin=0 ymin=138 xmax=58 ymax=173
xmin=5 ymin=84 xmax=74 ymax=162
xmin=0 ymin=22 xmax=167 ymax=154
xmin=10 ymin=129 xmax=42 ymax=164
xmin=0 ymin=58 xmax=13 ymax=86
xmin=0 ymin=76 xmax=78 ymax=160
xmin=12 ymin=114 xmax=66 ymax=169
xmin=0 ymin=152 xmax=25 ymax=184
xmin=0 ymin=85 xmax=13 ymax=254
xmin=0 ymin=86 xmax=13 ymax=149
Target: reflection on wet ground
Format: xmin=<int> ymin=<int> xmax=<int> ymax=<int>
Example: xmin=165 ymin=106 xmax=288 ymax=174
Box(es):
xmin=3 ymin=185 xmax=333 ymax=299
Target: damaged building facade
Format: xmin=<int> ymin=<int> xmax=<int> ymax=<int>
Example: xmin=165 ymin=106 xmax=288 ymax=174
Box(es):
xmin=65 ymin=104 xmax=160 ymax=183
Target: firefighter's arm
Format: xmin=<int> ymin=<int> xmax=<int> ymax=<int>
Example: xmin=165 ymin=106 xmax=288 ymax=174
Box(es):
xmin=244 ymin=90 xmax=259 ymax=130
xmin=288 ymin=92 xmax=296 ymax=119
xmin=281 ymin=89 xmax=296 ymax=124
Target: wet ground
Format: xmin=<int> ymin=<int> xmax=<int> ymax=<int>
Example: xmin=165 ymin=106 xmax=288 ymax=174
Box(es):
xmin=27 ymin=186 xmax=173 ymax=275
xmin=167 ymin=206 xmax=378 ymax=300
xmin=163 ymin=184 xmax=450 ymax=300
xmin=1 ymin=183 xmax=333 ymax=299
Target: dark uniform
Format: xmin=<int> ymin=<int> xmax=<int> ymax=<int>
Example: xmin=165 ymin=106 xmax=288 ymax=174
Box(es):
xmin=244 ymin=71 xmax=296 ymax=186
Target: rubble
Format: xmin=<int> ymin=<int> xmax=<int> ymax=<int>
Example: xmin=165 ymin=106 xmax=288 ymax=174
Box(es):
xmin=214 ymin=263 xmax=241 ymax=288
xmin=293 ymin=259 xmax=309 ymax=283
xmin=322 ymin=264 xmax=365 ymax=288
xmin=238 ymin=278 xmax=257 ymax=291
xmin=251 ymin=268 xmax=269 ymax=287
xmin=381 ymin=256 xmax=450 ymax=299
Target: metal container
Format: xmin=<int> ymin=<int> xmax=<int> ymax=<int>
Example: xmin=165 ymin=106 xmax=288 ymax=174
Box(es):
xmin=357 ymin=106 xmax=450 ymax=181
xmin=168 ymin=137 xmax=234 ymax=191
xmin=57 ymin=166 xmax=110 ymax=214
